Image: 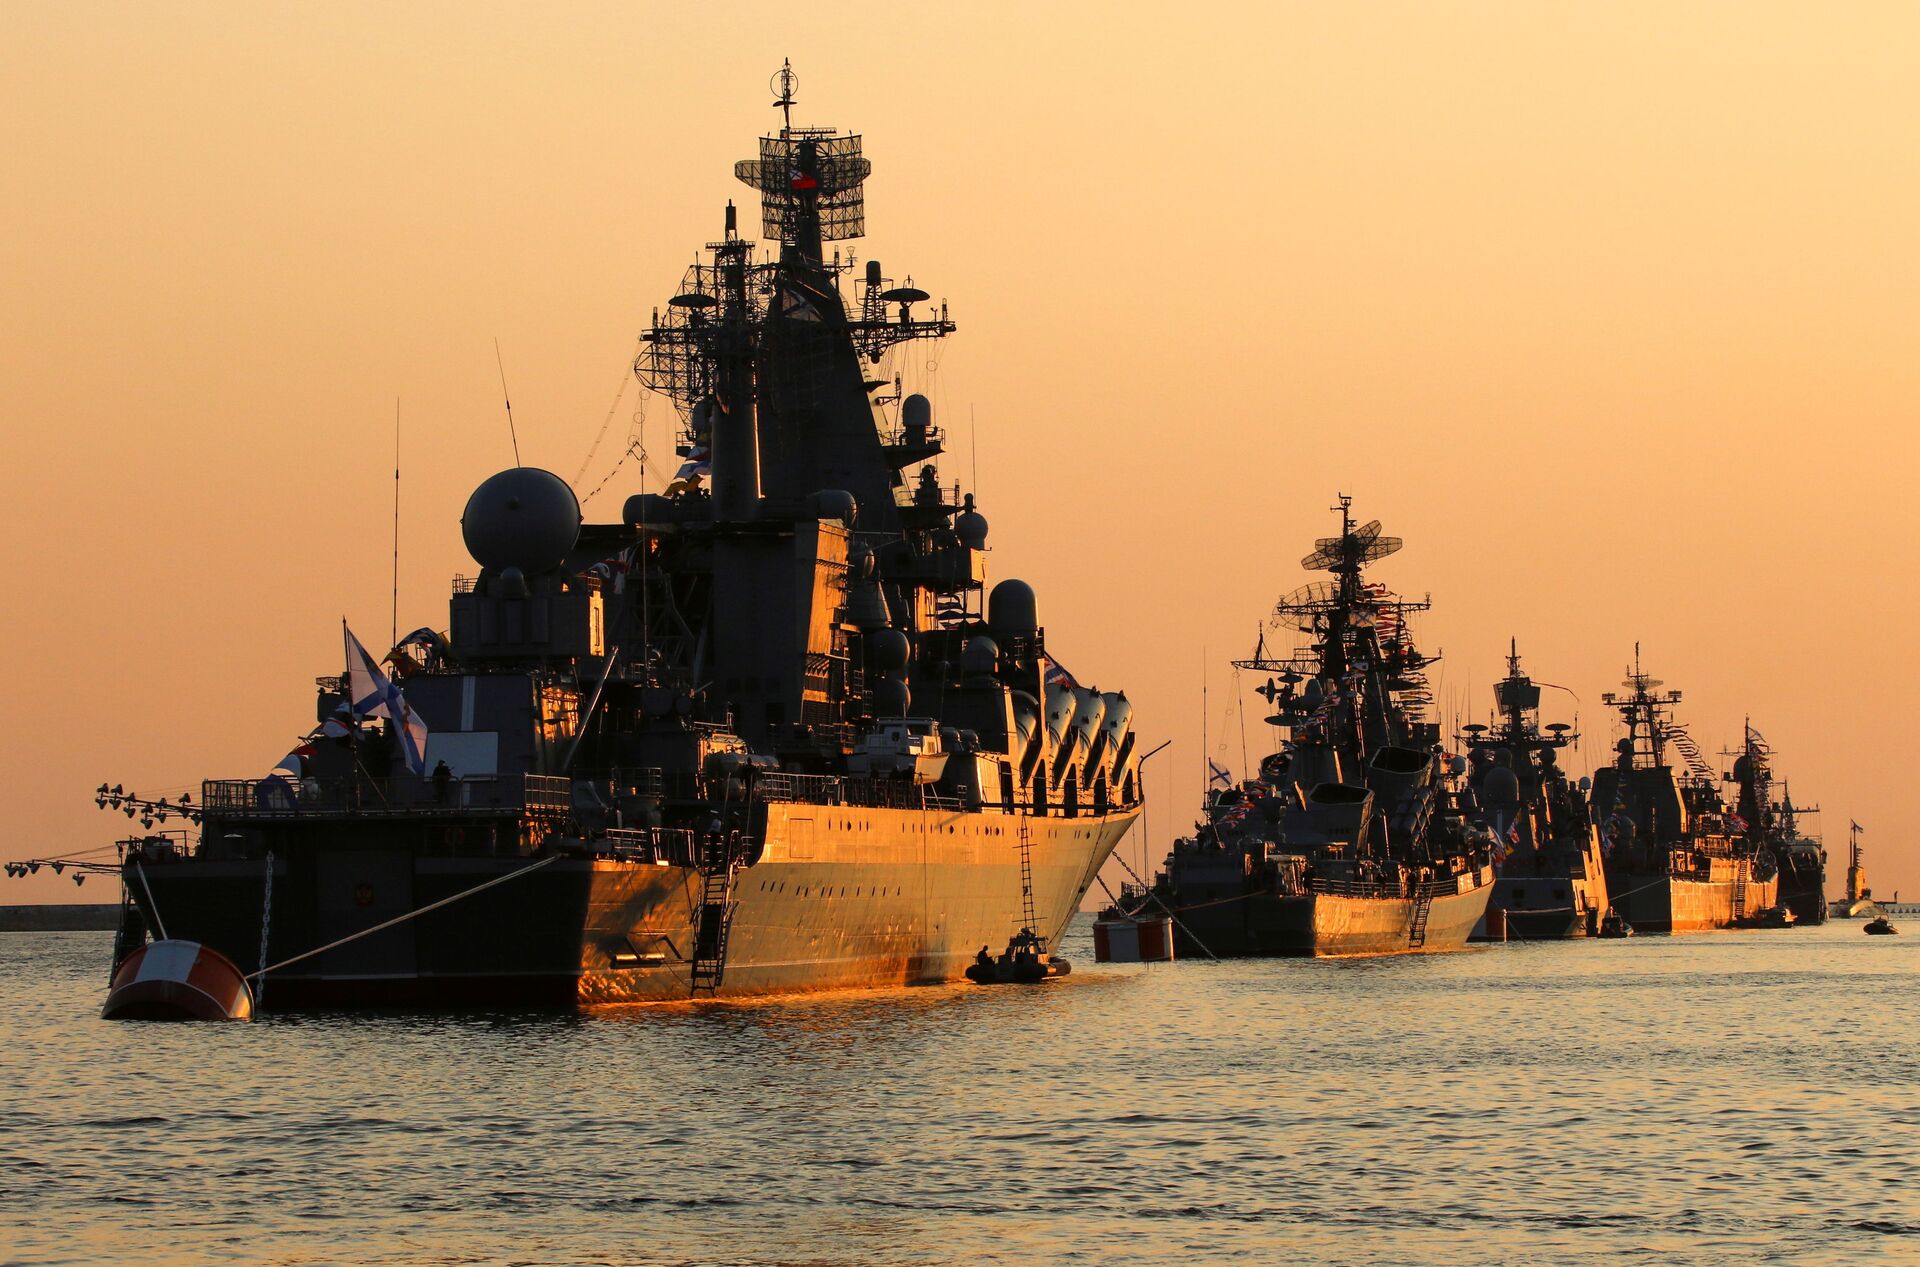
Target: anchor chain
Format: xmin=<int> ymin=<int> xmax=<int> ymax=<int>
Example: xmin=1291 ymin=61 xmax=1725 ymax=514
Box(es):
xmin=255 ymin=850 xmax=275 ymax=1006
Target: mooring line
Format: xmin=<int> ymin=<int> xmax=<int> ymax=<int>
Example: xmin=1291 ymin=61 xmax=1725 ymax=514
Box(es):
xmin=249 ymin=855 xmax=559 ymax=982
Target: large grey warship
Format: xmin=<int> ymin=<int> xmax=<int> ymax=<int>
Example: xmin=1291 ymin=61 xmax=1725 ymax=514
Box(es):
xmin=1122 ymin=499 xmax=1494 ymax=956
xmin=1590 ymin=653 xmax=1776 ymax=932
xmin=89 ymin=67 xmax=1142 ymax=1007
xmin=1465 ymin=643 xmax=1610 ymax=939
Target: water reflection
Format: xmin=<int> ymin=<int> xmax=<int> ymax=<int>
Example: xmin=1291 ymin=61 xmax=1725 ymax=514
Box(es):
xmin=3 ymin=925 xmax=1917 ymax=1265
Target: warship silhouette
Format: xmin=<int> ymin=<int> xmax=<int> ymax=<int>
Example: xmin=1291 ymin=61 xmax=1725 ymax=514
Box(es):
xmin=1464 ymin=643 xmax=1610 ymax=939
xmin=99 ymin=66 xmax=1141 ymax=1007
xmin=1590 ymin=652 xmax=1777 ymax=932
xmin=1726 ymin=723 xmax=1825 ymax=926
xmin=1123 ymin=498 xmax=1494 ymax=956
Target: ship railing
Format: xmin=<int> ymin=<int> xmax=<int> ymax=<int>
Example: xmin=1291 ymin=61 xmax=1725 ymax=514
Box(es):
xmin=601 ymin=827 xmax=700 ymax=867
xmin=1309 ymin=875 xmax=1464 ymax=901
xmin=202 ymin=772 xmax=576 ymax=819
xmin=752 ymin=771 xmax=965 ymax=813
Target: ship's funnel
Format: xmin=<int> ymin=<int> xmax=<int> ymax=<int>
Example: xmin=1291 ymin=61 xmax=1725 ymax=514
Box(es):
xmin=708 ymin=394 xmax=762 ymax=521
xmin=1288 ymin=784 xmax=1373 ymax=847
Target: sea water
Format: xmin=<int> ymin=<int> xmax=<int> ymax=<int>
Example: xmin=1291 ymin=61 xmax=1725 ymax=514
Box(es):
xmin=2 ymin=920 xmax=1915 ymax=1265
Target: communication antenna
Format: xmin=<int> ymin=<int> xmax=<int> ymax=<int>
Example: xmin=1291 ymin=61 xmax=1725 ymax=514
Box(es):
xmin=494 ymin=338 xmax=522 ymax=467
xmin=391 ymin=397 xmax=401 ymax=647
xmin=772 ymin=59 xmax=797 ymax=132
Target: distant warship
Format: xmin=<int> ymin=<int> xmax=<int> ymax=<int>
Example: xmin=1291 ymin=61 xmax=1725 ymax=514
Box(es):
xmin=1727 ymin=723 xmax=1826 ymax=925
xmin=1464 ymin=643 xmax=1609 ymax=939
xmin=1590 ymin=652 xmax=1776 ymax=932
xmin=95 ymin=66 xmax=1142 ymax=1007
xmin=1830 ymin=822 xmax=1878 ymax=919
xmin=1122 ymin=498 xmax=1494 ymax=956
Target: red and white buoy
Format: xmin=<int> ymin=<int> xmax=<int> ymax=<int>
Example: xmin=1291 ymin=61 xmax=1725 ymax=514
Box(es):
xmin=1093 ymin=914 xmax=1175 ymax=963
xmin=101 ymin=940 xmax=254 ymax=1021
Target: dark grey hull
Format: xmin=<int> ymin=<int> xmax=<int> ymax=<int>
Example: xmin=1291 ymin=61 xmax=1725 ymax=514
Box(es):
xmin=1776 ymin=862 xmax=1828 ymax=926
xmin=1170 ymin=871 xmax=1494 ymax=958
xmin=133 ymin=805 xmax=1137 ymax=1009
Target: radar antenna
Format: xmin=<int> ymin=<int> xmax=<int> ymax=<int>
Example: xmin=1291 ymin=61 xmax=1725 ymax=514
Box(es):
xmin=1299 ymin=501 xmax=1403 ymax=573
xmin=772 ymin=59 xmax=798 ymax=132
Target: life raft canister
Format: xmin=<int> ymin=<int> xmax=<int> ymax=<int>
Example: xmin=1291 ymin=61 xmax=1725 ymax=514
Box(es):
xmin=101 ymin=940 xmax=254 ymax=1021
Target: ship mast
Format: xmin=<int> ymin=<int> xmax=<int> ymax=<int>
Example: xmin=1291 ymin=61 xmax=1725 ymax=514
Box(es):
xmin=1602 ymin=643 xmax=1681 ymax=771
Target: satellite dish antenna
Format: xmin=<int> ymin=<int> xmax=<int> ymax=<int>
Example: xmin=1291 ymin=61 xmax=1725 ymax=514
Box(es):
xmin=669 ymin=292 xmax=718 ymax=309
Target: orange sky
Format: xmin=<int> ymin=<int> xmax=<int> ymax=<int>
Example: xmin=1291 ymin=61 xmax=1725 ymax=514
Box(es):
xmin=3 ymin=2 xmax=1916 ymax=906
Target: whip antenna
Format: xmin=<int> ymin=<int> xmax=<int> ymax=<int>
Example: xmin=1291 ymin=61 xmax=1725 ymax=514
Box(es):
xmin=391 ymin=397 xmax=401 ymax=646
xmin=494 ymin=337 xmax=522 ymax=466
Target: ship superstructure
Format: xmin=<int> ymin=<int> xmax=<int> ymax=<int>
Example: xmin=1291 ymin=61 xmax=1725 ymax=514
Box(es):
xmin=1590 ymin=652 xmax=1776 ymax=932
xmin=1122 ymin=498 xmax=1494 ymax=956
xmin=1464 ymin=642 xmax=1609 ymax=939
xmin=99 ymin=66 xmax=1142 ymax=1007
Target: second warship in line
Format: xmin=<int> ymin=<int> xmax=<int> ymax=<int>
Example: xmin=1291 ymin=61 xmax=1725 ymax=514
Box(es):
xmin=1590 ymin=652 xmax=1777 ymax=932
xmin=1727 ymin=722 xmax=1826 ymax=925
xmin=1115 ymin=499 xmax=1494 ymax=956
xmin=86 ymin=65 xmax=1142 ymax=1007
xmin=1464 ymin=643 xmax=1610 ymax=939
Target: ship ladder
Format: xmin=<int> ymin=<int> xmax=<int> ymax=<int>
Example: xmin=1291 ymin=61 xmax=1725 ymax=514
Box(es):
xmin=1730 ymin=865 xmax=1749 ymax=926
xmin=690 ymin=838 xmax=740 ymax=996
xmin=1407 ymin=884 xmax=1435 ymax=949
xmin=1017 ymin=819 xmax=1041 ymax=945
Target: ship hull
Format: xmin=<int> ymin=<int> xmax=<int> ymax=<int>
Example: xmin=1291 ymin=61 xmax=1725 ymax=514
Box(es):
xmin=1603 ymin=869 xmax=1779 ymax=933
xmin=1471 ymin=845 xmax=1610 ymax=941
xmin=1169 ymin=869 xmax=1493 ymax=958
xmin=1775 ymin=857 xmax=1828 ymax=926
xmin=134 ymin=804 xmax=1137 ymax=1008
xmin=1473 ymin=877 xmax=1597 ymax=940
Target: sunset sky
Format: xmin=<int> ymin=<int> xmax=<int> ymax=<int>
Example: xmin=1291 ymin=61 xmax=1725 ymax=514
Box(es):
xmin=3 ymin=2 xmax=1915 ymax=905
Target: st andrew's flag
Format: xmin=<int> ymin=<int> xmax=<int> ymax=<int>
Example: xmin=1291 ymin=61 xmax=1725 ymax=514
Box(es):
xmin=345 ymin=622 xmax=430 ymax=775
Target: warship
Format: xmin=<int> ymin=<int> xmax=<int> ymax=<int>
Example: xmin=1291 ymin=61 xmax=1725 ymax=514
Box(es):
xmin=1589 ymin=652 xmax=1776 ymax=932
xmin=82 ymin=66 xmax=1143 ymax=1008
xmin=1115 ymin=498 xmax=1494 ymax=957
xmin=1726 ymin=723 xmax=1826 ymax=925
xmin=1464 ymin=643 xmax=1609 ymax=939
xmin=1830 ymin=822 xmax=1878 ymax=919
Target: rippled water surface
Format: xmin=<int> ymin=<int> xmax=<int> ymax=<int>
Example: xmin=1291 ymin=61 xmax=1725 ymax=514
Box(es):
xmin=3 ymin=921 xmax=1917 ymax=1265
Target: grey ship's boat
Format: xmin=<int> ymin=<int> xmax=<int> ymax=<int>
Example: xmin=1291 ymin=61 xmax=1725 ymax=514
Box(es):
xmin=1590 ymin=653 xmax=1776 ymax=932
xmin=1465 ymin=643 xmax=1610 ymax=939
xmin=1121 ymin=498 xmax=1494 ymax=956
xmin=1726 ymin=723 xmax=1825 ymax=925
xmin=100 ymin=67 xmax=1142 ymax=1007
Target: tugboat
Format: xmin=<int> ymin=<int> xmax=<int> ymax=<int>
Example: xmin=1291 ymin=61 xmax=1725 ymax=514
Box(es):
xmin=1119 ymin=498 xmax=1495 ymax=956
xmin=1464 ymin=642 xmax=1610 ymax=940
xmin=1589 ymin=650 xmax=1777 ymax=932
xmin=63 ymin=66 xmax=1143 ymax=1008
xmin=1726 ymin=722 xmax=1826 ymax=925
